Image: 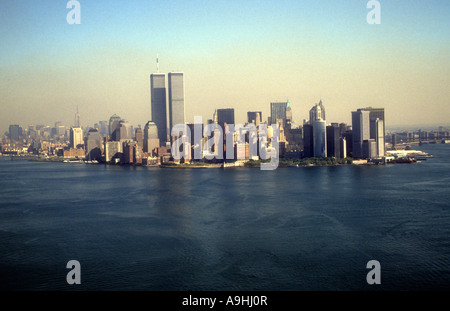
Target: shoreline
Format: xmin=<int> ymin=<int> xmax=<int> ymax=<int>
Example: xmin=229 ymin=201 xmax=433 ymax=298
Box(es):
xmin=0 ymin=156 xmax=400 ymax=168
xmin=1 ymin=148 xmax=437 ymax=168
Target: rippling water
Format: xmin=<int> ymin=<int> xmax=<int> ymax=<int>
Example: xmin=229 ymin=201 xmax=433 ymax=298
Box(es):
xmin=0 ymin=144 xmax=449 ymax=290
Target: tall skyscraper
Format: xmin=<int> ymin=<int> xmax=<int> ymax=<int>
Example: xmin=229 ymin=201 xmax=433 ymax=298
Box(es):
xmin=303 ymin=124 xmax=314 ymax=158
xmin=342 ymin=130 xmax=353 ymax=157
xmin=217 ymin=108 xmax=235 ymax=133
xmin=109 ymin=114 xmax=121 ymax=141
xmin=304 ymin=101 xmax=327 ymax=158
xmin=99 ymin=121 xmax=108 ymax=137
xmin=313 ymin=119 xmax=327 ymax=157
xmin=105 ymin=141 xmax=122 ymax=163
xmin=326 ymin=124 xmax=341 ymax=158
xmin=168 ymin=72 xmax=185 ymax=137
xmin=9 ymin=125 xmax=22 ymax=142
xmin=363 ymin=107 xmax=385 ymax=134
xmin=70 ymin=127 xmax=83 ymax=149
xmin=371 ymin=118 xmax=385 ymax=157
xmin=352 ymin=107 xmax=385 ymax=158
xmin=118 ymin=120 xmax=132 ymax=141
xmin=247 ymin=111 xmax=262 ymax=126
xmin=135 ymin=128 xmax=144 ymax=150
xmin=270 ymin=102 xmax=287 ymax=126
xmin=309 ymin=100 xmax=326 ymax=123
xmin=352 ymin=110 xmax=371 ymax=158
xmin=359 ymin=107 xmax=385 ymax=156
xmin=144 ymin=121 xmax=160 ymax=153
xmin=151 ymin=73 xmax=168 ymax=144
xmin=217 ymin=108 xmax=235 ymax=159
xmin=285 ymin=100 xmax=292 ymax=130
xmin=85 ymin=129 xmax=102 ymax=161
xmin=213 ymin=109 xmax=218 ymax=124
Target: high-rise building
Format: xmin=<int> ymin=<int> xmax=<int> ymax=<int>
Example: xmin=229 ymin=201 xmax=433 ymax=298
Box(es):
xmin=98 ymin=121 xmax=108 ymax=137
xmin=135 ymin=128 xmax=144 ymax=150
xmin=326 ymin=124 xmax=341 ymax=158
xmin=151 ymin=73 xmax=168 ymax=144
xmin=123 ymin=141 xmax=141 ymax=164
xmin=187 ymin=123 xmax=204 ymax=150
xmin=342 ymin=130 xmax=353 ymax=157
xmin=109 ymin=114 xmax=121 ymax=141
xmin=362 ymin=107 xmax=385 ymax=137
xmin=340 ymin=137 xmax=347 ymax=158
xmin=144 ymin=121 xmax=160 ymax=153
xmin=352 ymin=107 xmax=385 ymax=158
xmin=247 ymin=111 xmax=262 ymax=126
xmin=70 ymin=127 xmax=83 ymax=149
xmin=118 ymin=120 xmax=132 ymax=141
xmin=217 ymin=108 xmax=235 ymax=159
xmin=370 ymin=118 xmax=385 ymax=157
xmin=85 ymin=129 xmax=102 ymax=161
xmin=217 ymin=108 xmax=235 ymax=133
xmin=352 ymin=110 xmax=370 ymax=158
xmin=339 ymin=123 xmax=348 ymax=137
xmin=270 ymin=102 xmax=287 ymax=126
xmin=105 ymin=141 xmax=122 ymax=163
xmin=168 ymin=72 xmax=185 ymax=136
xmin=212 ymin=109 xmax=218 ymax=124
xmin=285 ymin=100 xmax=292 ymax=130
xmin=309 ymin=100 xmax=326 ymax=123
xmin=313 ymin=119 xmax=327 ymax=157
xmin=303 ymin=124 xmax=314 ymax=158
xmin=9 ymin=125 xmax=22 ymax=142
xmin=362 ymin=139 xmax=377 ymax=159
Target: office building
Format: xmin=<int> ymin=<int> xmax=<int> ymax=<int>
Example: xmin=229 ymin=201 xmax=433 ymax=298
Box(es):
xmin=217 ymin=108 xmax=235 ymax=159
xmin=144 ymin=121 xmax=160 ymax=153
xmin=135 ymin=128 xmax=144 ymax=150
xmin=362 ymin=139 xmax=377 ymax=159
xmin=98 ymin=121 xmax=108 ymax=137
xmin=123 ymin=141 xmax=141 ymax=164
xmin=105 ymin=141 xmax=122 ymax=163
xmin=370 ymin=118 xmax=385 ymax=157
xmin=118 ymin=120 xmax=132 ymax=141
xmin=352 ymin=107 xmax=385 ymax=158
xmin=326 ymin=124 xmax=341 ymax=158
xmin=352 ymin=110 xmax=370 ymax=158
xmin=168 ymin=72 xmax=185 ymax=136
xmin=309 ymin=100 xmax=326 ymax=123
xmin=340 ymin=137 xmax=347 ymax=158
xmin=85 ymin=129 xmax=102 ymax=161
xmin=313 ymin=119 xmax=327 ymax=157
xmin=151 ymin=73 xmax=168 ymax=144
xmin=217 ymin=108 xmax=235 ymax=133
xmin=109 ymin=114 xmax=121 ymax=141
xmin=212 ymin=109 xmax=218 ymax=124
xmin=285 ymin=100 xmax=292 ymax=130
xmin=247 ymin=111 xmax=262 ymax=126
xmin=9 ymin=125 xmax=22 ymax=142
xmin=270 ymin=102 xmax=287 ymax=126
xmin=70 ymin=127 xmax=83 ymax=149
xmin=342 ymin=130 xmax=353 ymax=157
xmin=303 ymin=124 xmax=314 ymax=158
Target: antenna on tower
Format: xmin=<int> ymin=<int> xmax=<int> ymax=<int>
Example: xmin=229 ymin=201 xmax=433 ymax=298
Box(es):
xmin=156 ymin=54 xmax=159 ymax=73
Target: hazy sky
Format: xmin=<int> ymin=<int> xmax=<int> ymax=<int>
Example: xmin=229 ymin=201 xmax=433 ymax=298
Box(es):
xmin=0 ymin=0 xmax=449 ymax=134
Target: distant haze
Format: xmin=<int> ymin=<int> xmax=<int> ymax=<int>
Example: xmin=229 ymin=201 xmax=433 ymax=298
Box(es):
xmin=0 ymin=0 xmax=449 ymax=134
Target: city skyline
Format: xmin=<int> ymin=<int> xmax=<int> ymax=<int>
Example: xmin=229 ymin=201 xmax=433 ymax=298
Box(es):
xmin=0 ymin=1 xmax=449 ymax=134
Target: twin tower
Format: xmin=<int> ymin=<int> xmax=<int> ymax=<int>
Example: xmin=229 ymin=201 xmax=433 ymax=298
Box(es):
xmin=150 ymin=72 xmax=185 ymax=146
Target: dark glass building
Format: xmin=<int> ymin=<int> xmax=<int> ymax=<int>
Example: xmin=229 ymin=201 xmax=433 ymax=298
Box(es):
xmin=326 ymin=124 xmax=341 ymax=158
